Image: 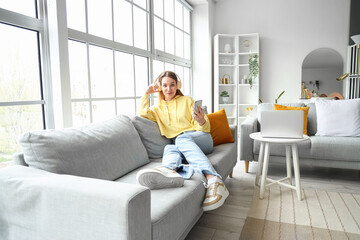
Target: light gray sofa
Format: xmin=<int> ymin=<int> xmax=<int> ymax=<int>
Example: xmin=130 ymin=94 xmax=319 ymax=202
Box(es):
xmin=240 ymin=102 xmax=360 ymax=172
xmin=0 ymin=115 xmax=237 ymax=240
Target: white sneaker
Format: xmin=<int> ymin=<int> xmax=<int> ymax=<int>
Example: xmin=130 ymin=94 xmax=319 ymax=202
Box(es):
xmin=136 ymin=167 xmax=184 ymax=190
xmin=202 ymin=178 xmax=229 ymax=211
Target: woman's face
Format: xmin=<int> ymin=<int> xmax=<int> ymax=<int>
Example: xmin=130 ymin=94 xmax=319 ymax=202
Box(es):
xmin=161 ymin=76 xmax=177 ymax=101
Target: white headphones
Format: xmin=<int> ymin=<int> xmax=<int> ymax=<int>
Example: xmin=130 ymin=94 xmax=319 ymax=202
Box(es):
xmin=157 ymin=71 xmax=182 ymax=91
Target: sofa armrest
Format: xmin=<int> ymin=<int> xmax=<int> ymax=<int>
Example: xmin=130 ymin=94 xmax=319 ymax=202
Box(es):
xmin=229 ymin=125 xmax=237 ymax=141
xmin=0 ymin=165 xmax=151 ymax=240
xmin=240 ymin=117 xmax=258 ymax=161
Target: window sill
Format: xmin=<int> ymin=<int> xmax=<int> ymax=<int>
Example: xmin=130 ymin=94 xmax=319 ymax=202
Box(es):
xmin=0 ymin=161 xmax=13 ymax=169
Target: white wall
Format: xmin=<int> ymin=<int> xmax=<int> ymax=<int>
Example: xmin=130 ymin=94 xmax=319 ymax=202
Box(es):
xmin=192 ymin=1 xmax=215 ymax=111
xmin=210 ymin=0 xmax=350 ymax=103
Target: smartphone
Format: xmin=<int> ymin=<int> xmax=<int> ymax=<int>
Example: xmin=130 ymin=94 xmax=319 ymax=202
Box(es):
xmin=194 ymin=100 xmax=202 ymax=113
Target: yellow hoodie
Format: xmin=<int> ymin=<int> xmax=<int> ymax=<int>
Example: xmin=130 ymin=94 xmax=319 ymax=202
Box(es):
xmin=139 ymin=94 xmax=210 ymax=138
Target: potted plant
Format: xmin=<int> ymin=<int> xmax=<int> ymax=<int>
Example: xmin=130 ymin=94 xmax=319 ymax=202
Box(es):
xmin=220 ymin=90 xmax=230 ymax=104
xmin=275 ymin=90 xmax=285 ymax=103
xmin=248 ymin=54 xmax=259 ymax=89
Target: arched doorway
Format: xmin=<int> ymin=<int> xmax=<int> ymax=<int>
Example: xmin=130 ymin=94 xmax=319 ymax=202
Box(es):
xmin=301 ymin=48 xmax=344 ymax=97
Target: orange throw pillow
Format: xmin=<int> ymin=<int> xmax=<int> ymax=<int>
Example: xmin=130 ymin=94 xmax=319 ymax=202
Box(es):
xmin=207 ymin=108 xmax=234 ymax=146
xmin=274 ymin=104 xmax=310 ymax=135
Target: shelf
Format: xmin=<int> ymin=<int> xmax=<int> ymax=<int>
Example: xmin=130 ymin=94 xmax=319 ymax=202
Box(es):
xmin=214 ymin=33 xmax=259 ymax=127
xmin=238 ymin=103 xmax=257 ymax=106
xmin=219 ymin=103 xmax=236 ymax=106
xmin=239 ymin=84 xmax=258 ymax=86
xmin=219 ymin=52 xmax=237 ymax=55
xmin=219 ymin=64 xmax=237 ymax=67
xmin=238 ymin=52 xmax=258 ymax=55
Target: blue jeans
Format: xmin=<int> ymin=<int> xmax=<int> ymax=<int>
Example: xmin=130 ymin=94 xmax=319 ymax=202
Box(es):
xmin=162 ymin=131 xmax=221 ymax=179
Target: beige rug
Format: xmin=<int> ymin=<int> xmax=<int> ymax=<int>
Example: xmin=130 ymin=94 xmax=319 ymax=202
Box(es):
xmin=240 ymin=186 xmax=360 ymax=240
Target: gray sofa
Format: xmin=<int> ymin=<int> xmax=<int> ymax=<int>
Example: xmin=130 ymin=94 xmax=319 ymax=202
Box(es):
xmin=240 ymin=102 xmax=360 ymax=172
xmin=0 ymin=115 xmax=237 ymax=240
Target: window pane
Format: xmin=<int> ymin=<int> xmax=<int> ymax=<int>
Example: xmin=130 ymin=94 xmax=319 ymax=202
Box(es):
xmin=89 ymin=45 xmax=114 ymax=98
xmin=66 ymin=0 xmax=86 ymax=32
xmin=175 ymin=65 xmax=183 ymax=84
xmin=175 ymin=29 xmax=183 ymax=57
xmin=165 ymin=63 xmax=174 ymax=71
xmin=164 ymin=0 xmax=174 ymax=24
xmin=0 ymin=0 xmax=36 ymax=18
xmin=133 ymin=0 xmax=147 ymax=10
xmin=174 ymin=1 xmax=183 ymax=29
xmin=0 ymin=24 xmax=41 ymax=102
xmin=117 ymin=99 xmax=135 ymax=116
xmin=87 ymin=0 xmax=112 ymax=39
xmin=165 ymin=23 xmax=174 ymax=55
xmin=184 ymin=33 xmax=191 ymax=60
xmin=115 ymin=51 xmax=134 ymax=97
xmin=153 ymin=60 xmax=164 ymax=79
xmin=134 ymin=56 xmax=148 ymax=96
xmin=92 ymin=100 xmax=115 ymax=123
xmin=68 ymin=40 xmax=89 ymax=99
xmin=133 ymin=6 xmax=148 ymax=50
xmin=183 ymin=67 xmax=190 ymax=95
xmin=184 ymin=8 xmax=190 ymax=33
xmin=114 ymin=0 xmax=133 ymax=46
xmin=72 ymin=101 xmax=90 ymax=127
xmin=0 ymin=105 xmax=43 ymax=160
xmin=154 ymin=17 xmax=164 ymax=51
xmin=153 ymin=0 xmax=163 ymax=18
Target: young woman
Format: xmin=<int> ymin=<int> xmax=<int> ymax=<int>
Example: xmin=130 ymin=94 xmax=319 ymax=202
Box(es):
xmin=136 ymin=70 xmax=228 ymax=211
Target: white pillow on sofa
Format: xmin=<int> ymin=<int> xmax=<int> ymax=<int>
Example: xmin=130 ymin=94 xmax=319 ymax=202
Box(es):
xmin=315 ymin=99 xmax=360 ymax=137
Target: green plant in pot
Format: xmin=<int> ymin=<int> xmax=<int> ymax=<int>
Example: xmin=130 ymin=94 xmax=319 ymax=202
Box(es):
xmin=275 ymin=90 xmax=285 ymax=103
xmin=220 ymin=90 xmax=230 ymax=104
xmin=248 ymin=54 xmax=259 ymax=89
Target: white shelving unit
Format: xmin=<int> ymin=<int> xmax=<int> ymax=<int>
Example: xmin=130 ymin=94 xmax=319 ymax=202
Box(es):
xmin=214 ymin=33 xmax=260 ymax=127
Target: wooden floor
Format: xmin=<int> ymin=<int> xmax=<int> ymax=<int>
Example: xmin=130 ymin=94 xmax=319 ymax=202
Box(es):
xmin=185 ymin=160 xmax=360 ymax=240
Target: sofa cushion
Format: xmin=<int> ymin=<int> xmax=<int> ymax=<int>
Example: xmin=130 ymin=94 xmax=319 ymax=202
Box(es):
xmin=315 ymin=99 xmax=360 ymax=137
xmin=131 ymin=116 xmax=171 ymax=159
xmin=274 ymin=104 xmax=310 ymax=135
xmin=117 ymin=161 xmax=206 ymax=240
xmin=309 ymin=136 xmax=360 ymax=161
xmin=207 ymin=109 xmax=234 ymax=146
xmin=18 ymin=115 xmax=149 ymax=181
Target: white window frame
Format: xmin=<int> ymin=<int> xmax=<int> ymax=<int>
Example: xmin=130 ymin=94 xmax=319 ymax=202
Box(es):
xmin=0 ymin=1 xmax=55 ymax=129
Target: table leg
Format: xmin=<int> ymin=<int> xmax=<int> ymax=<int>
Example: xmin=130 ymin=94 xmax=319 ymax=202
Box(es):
xmin=260 ymin=142 xmax=270 ymax=199
xmin=285 ymin=145 xmax=292 ymax=185
xmin=255 ymin=142 xmax=265 ymax=186
xmin=292 ymin=144 xmax=302 ymax=200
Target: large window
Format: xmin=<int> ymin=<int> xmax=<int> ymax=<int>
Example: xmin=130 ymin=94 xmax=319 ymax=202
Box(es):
xmin=66 ymin=0 xmax=192 ymax=124
xmin=0 ymin=2 xmax=50 ymax=165
xmin=0 ymin=0 xmax=192 ymax=164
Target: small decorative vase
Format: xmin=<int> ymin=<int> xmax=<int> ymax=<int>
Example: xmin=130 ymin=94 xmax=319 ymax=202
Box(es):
xmin=224 ymin=44 xmax=231 ymax=53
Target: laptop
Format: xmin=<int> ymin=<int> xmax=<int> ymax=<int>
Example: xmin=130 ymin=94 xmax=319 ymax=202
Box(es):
xmin=261 ymin=110 xmax=304 ymax=138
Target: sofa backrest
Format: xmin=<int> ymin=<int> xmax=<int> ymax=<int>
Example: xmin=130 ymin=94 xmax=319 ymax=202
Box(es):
xmin=305 ymin=102 xmax=317 ymax=136
xmin=18 ymin=115 xmax=149 ymax=181
xmin=131 ymin=116 xmax=171 ymax=159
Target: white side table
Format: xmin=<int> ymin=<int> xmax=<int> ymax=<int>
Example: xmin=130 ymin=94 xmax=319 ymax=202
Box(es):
xmin=249 ymin=132 xmax=310 ymax=200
